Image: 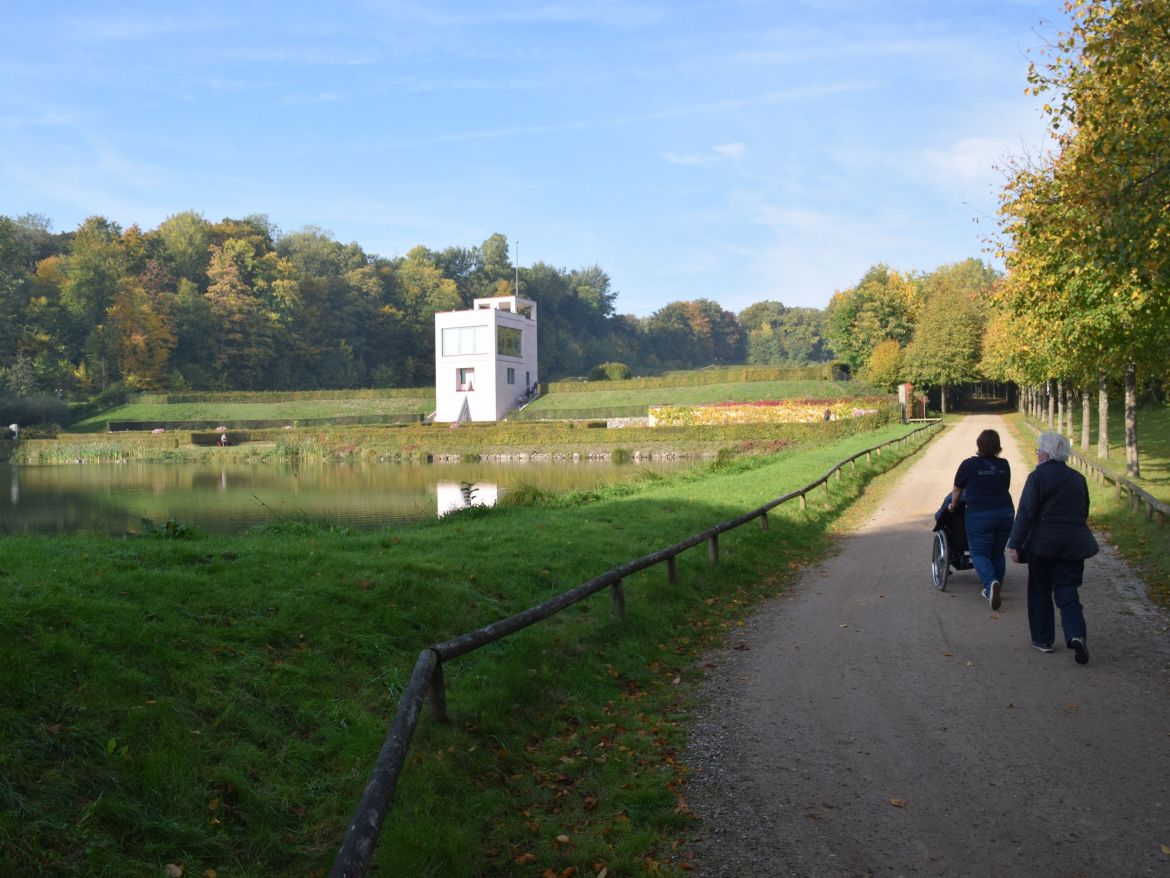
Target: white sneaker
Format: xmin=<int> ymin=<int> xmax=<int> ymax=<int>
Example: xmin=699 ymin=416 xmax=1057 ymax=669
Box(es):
xmin=988 ymin=580 xmax=1001 ymax=611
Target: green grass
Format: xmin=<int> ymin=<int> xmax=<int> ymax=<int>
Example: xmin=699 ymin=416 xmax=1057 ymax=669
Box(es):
xmin=525 ymin=379 xmax=876 ymax=412
xmin=0 ymin=422 xmax=939 ymax=877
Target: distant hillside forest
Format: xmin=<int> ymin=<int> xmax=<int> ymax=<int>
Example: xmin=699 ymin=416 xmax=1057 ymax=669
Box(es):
xmin=0 ymin=211 xmax=996 ymax=402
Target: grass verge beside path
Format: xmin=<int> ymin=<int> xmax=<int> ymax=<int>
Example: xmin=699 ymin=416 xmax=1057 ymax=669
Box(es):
xmin=0 ymin=423 xmax=939 ymax=877
xmin=1005 ymin=411 xmax=1170 ymax=607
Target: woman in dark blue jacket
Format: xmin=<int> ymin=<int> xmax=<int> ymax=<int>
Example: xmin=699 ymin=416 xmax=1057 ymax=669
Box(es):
xmin=950 ymin=429 xmax=1013 ymax=610
xmin=1007 ymin=431 xmax=1099 ymax=663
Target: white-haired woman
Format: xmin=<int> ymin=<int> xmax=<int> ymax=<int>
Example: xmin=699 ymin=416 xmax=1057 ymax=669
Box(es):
xmin=1007 ymin=431 xmax=1099 ymax=663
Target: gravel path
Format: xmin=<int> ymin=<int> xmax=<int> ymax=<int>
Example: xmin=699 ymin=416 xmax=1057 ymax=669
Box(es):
xmin=684 ymin=414 xmax=1170 ymax=877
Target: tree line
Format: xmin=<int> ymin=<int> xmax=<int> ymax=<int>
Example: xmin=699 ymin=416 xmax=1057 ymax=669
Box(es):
xmin=0 ymin=213 xmax=826 ymax=400
xmin=988 ymin=0 xmax=1170 ymax=477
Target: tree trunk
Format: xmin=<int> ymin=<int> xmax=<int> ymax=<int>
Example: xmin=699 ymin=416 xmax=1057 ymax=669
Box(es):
xmin=1124 ymin=363 xmax=1140 ymax=478
xmin=1057 ymin=380 xmax=1065 ymax=435
xmin=1097 ymin=371 xmax=1109 ymax=460
xmin=1080 ymin=387 xmax=1091 ymax=451
xmin=940 ymin=385 xmax=947 ymax=416
xmin=1046 ymin=380 xmax=1054 ymax=426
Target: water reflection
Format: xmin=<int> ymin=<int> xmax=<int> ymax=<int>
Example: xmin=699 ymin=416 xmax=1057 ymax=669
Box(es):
xmin=436 ymin=481 xmax=500 ymax=516
xmin=0 ymin=458 xmax=688 ymax=536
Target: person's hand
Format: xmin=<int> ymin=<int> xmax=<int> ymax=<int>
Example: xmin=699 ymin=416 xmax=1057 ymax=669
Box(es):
xmin=1009 ymin=548 xmax=1021 ymax=563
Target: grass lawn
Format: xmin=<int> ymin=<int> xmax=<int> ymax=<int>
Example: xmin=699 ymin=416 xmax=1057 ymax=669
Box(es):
xmin=0 ymin=422 xmax=938 ymax=877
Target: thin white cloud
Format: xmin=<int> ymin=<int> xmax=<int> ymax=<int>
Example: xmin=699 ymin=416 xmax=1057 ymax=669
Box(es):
xmin=662 ymin=142 xmax=746 ymax=166
xmin=277 ymin=92 xmax=345 ymax=106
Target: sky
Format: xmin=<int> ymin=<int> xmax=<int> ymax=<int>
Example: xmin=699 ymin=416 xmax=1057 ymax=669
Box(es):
xmin=0 ymin=1 xmax=1061 ymax=317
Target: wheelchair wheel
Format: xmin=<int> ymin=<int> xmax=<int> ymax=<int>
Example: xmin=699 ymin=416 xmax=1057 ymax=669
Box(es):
xmin=931 ymin=530 xmax=949 ymax=590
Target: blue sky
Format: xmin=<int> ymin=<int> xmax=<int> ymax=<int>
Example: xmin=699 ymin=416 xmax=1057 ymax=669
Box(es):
xmin=1 ymin=1 xmax=1058 ymax=317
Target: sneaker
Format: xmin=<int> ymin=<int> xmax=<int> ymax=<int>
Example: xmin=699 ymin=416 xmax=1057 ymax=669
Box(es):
xmin=1031 ymin=643 xmax=1054 ymax=653
xmin=988 ymin=580 xmax=1002 ymax=611
xmin=1071 ymin=637 xmax=1089 ymax=665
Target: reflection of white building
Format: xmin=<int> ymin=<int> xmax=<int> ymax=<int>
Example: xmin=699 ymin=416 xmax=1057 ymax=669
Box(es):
xmin=434 ymin=295 xmax=538 ymax=422
xmin=436 ymin=481 xmax=500 ymax=516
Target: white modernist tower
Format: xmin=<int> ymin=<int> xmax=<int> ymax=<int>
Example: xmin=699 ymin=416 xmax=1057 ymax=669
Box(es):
xmin=433 ymin=295 xmax=538 ymax=422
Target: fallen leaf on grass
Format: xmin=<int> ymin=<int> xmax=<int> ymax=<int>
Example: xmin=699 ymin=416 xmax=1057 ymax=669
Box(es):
xmin=889 ymin=798 xmax=907 ymax=808
xmin=165 ymin=866 xmax=183 ymax=878
xmin=555 ymin=833 xmax=571 ymax=844
xmin=515 ymin=853 xmax=537 ymax=865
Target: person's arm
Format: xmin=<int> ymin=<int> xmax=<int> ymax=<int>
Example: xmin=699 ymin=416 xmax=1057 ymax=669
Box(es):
xmin=1007 ymin=471 xmax=1038 ymax=561
xmin=949 ymin=486 xmax=962 ymax=512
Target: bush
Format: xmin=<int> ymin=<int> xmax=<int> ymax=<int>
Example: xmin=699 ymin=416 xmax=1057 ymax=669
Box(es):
xmin=0 ymin=394 xmax=71 ymax=429
xmin=588 ymin=362 xmax=633 ymax=381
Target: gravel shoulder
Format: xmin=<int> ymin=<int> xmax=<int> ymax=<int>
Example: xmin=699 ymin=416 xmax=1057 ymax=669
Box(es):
xmin=684 ymin=414 xmax=1170 ymax=877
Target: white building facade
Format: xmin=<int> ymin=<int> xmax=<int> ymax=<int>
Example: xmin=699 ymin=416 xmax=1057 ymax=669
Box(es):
xmin=433 ymin=295 xmax=538 ymax=422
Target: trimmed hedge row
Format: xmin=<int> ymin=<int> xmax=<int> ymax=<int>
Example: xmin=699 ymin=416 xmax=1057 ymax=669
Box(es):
xmin=544 ymin=364 xmax=842 ymax=393
xmin=131 ymin=388 xmax=434 ymax=404
xmin=508 ymin=404 xmax=650 ymax=421
xmin=108 ymin=414 xmax=424 ymax=432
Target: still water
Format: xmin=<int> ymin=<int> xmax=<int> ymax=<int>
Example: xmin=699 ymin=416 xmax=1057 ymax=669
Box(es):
xmin=0 ymin=458 xmax=692 ymax=536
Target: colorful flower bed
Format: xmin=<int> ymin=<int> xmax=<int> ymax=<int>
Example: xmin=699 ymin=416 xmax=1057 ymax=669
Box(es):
xmin=647 ymin=396 xmax=896 ymax=426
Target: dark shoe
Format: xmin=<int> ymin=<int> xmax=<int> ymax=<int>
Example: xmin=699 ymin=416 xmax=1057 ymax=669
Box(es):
xmin=988 ymin=580 xmax=1001 ymax=611
xmin=1071 ymin=637 xmax=1089 ymax=665
xmin=1031 ymin=642 xmax=1054 ymax=653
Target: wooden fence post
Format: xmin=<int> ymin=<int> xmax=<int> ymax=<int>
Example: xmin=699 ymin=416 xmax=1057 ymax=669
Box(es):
xmin=758 ymin=512 xmax=768 ymax=530
xmin=666 ymin=555 xmax=678 ymax=583
xmin=799 ymin=493 xmax=807 ymax=510
xmin=611 ymin=579 xmax=625 ymax=620
xmin=429 ymin=660 xmax=448 ymax=724
xmin=708 ymin=535 xmax=719 ymax=564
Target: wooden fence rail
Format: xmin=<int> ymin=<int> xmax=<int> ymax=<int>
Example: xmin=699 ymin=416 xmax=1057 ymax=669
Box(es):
xmin=1068 ymin=449 xmax=1169 ymax=525
xmin=329 ymin=420 xmax=943 ymax=877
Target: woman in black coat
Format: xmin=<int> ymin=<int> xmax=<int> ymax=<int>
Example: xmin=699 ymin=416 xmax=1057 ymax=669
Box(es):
xmin=1007 ymin=431 xmax=1099 ymax=663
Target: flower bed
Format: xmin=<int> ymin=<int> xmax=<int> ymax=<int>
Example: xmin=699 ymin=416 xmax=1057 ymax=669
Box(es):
xmin=648 ymin=397 xmax=896 ymax=426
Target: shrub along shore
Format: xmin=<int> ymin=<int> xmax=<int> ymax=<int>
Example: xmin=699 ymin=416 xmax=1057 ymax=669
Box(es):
xmin=0 ymin=420 xmax=939 ymax=877
xmin=6 ymin=406 xmax=898 ymax=465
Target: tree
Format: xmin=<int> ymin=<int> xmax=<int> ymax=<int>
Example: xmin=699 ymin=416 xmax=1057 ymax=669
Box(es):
xmin=156 ymin=211 xmax=213 ymax=284
xmin=997 ymin=0 xmax=1170 ymax=475
xmin=864 ymin=339 xmax=903 ymax=391
xmin=824 ymin=265 xmax=920 ymax=372
xmin=107 ymin=277 xmax=175 ymax=388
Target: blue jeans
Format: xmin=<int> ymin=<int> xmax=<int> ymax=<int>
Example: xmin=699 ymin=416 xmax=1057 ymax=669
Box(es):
xmin=964 ymin=506 xmax=1014 ymax=592
xmin=1026 ymin=556 xmax=1087 ymax=648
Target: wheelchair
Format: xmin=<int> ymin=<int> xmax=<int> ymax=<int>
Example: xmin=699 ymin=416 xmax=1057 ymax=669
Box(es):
xmin=931 ymin=496 xmax=973 ymax=590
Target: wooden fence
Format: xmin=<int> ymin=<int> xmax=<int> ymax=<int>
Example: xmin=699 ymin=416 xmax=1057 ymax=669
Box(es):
xmin=328 ymin=420 xmax=944 ymax=877
xmin=1068 ymin=448 xmax=1169 ymax=525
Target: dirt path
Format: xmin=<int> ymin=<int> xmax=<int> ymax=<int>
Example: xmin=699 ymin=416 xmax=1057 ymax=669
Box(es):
xmin=685 ymin=414 xmax=1170 ymax=877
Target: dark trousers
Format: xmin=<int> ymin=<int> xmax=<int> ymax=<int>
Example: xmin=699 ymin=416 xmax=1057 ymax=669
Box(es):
xmin=1026 ymin=556 xmax=1087 ymax=648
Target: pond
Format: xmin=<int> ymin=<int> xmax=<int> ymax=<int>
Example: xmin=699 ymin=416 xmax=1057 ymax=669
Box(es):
xmin=0 ymin=458 xmax=694 ymax=536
